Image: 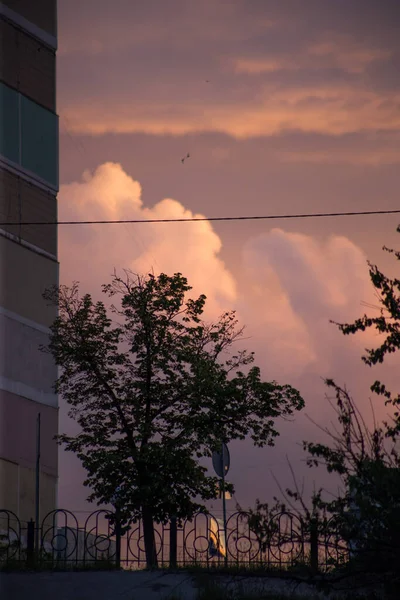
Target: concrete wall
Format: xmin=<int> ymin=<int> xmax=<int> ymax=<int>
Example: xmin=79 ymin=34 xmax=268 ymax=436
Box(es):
xmin=0 ymin=389 xmax=58 ymax=470
xmin=0 ymin=388 xmax=58 ymax=521
xmin=0 ymin=238 xmax=59 ymax=520
xmin=0 ymin=313 xmax=58 ymax=405
xmin=0 ymin=235 xmax=58 ymax=327
xmin=0 ymin=457 xmax=57 ymax=523
xmin=0 ymin=0 xmax=58 ymax=525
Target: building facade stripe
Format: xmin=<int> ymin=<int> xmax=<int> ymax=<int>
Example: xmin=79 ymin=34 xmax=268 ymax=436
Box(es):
xmin=0 ymin=228 xmax=57 ymax=262
xmin=0 ymin=155 xmax=58 ymax=194
xmin=0 ymin=305 xmax=51 ymax=334
xmin=0 ymin=376 xmax=57 ymax=407
xmin=0 ymin=3 xmax=57 ymax=49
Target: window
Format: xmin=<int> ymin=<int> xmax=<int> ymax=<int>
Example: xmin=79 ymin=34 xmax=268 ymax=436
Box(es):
xmin=0 ymin=82 xmax=58 ymax=189
xmin=0 ymin=82 xmax=19 ymax=164
xmin=21 ymin=95 xmax=58 ymax=187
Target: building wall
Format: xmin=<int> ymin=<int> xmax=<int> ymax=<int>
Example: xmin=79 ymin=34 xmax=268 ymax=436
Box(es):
xmin=0 ymin=168 xmax=57 ymax=256
xmin=0 ymin=0 xmax=59 ymax=523
xmin=0 ymin=235 xmax=58 ymax=326
xmin=0 ymin=389 xmax=58 ymax=513
xmin=0 ymin=16 xmax=56 ymax=110
xmin=0 ymin=81 xmax=59 ymax=189
xmin=0 ymin=458 xmax=57 ymax=523
xmin=0 ymin=315 xmax=57 ymax=409
xmin=1 ymin=0 xmax=57 ymax=37
xmin=2 ymin=392 xmax=57 ymax=467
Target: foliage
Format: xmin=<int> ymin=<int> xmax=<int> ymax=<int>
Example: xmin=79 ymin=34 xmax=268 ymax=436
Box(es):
xmin=304 ymin=232 xmax=400 ymax=594
xmin=326 ymin=233 xmax=400 ymax=590
xmin=0 ymin=536 xmax=21 ymax=561
xmin=247 ymin=231 xmax=400 ymax=596
xmin=302 ymin=382 xmax=400 ymax=584
xmin=246 ymin=499 xmax=285 ymax=553
xmin=42 ymin=271 xmax=304 ymax=566
xmin=330 ymin=230 xmax=400 ymax=439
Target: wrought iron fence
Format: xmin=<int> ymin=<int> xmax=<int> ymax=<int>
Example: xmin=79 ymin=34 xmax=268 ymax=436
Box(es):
xmin=0 ymin=508 xmax=349 ymax=571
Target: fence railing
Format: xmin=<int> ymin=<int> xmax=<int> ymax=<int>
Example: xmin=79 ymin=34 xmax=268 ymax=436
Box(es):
xmin=0 ymin=508 xmax=349 ymax=571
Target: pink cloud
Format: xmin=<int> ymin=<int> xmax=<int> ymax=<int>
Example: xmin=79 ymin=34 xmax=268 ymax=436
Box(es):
xmin=57 ymin=163 xmax=393 ymax=510
xmin=59 ymin=163 xmax=379 ymax=378
xmin=59 ymin=163 xmax=236 ymax=317
xmin=234 ymin=35 xmax=391 ymax=75
xmin=60 ymin=81 xmax=400 ymax=139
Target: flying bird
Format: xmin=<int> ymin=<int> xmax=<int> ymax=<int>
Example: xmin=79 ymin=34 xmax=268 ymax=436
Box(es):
xmin=181 ymin=152 xmax=190 ymax=164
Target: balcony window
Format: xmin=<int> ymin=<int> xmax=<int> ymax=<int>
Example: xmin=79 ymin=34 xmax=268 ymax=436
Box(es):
xmin=0 ymin=82 xmax=19 ymax=164
xmin=0 ymin=82 xmax=58 ymax=189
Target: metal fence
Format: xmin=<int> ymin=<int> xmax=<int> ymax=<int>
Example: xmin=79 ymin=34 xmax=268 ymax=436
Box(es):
xmin=0 ymin=508 xmax=349 ymax=571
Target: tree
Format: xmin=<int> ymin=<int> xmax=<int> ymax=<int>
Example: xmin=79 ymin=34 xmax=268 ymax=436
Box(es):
xmin=324 ymin=232 xmax=400 ymax=594
xmin=42 ymin=271 xmax=304 ymax=567
xmin=303 ymin=382 xmax=400 ymax=590
xmin=331 ymin=229 xmax=400 ymax=439
xmin=246 ymin=386 xmax=400 ymax=596
xmin=297 ymin=232 xmax=400 ymax=594
xmin=246 ymin=231 xmax=400 ymax=597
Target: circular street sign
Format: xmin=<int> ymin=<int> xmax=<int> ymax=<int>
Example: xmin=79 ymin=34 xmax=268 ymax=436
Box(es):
xmin=212 ymin=443 xmax=230 ymax=477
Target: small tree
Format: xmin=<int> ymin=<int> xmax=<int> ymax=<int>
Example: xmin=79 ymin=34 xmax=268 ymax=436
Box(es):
xmin=331 ymin=228 xmax=400 ymax=439
xmin=247 ymin=230 xmax=400 ymax=596
xmin=42 ymin=271 xmax=304 ymax=567
xmin=246 ymin=382 xmax=400 ymax=595
xmin=303 ymin=382 xmax=400 ymax=578
xmin=297 ymin=230 xmax=400 ymax=593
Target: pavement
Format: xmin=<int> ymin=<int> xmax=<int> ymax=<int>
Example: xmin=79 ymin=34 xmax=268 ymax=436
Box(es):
xmin=0 ymin=570 xmax=386 ymax=600
xmin=0 ymin=571 xmax=198 ymax=600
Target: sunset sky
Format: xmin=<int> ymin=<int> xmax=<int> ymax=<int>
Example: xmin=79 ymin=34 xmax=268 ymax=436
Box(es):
xmin=56 ymin=0 xmax=400 ymax=515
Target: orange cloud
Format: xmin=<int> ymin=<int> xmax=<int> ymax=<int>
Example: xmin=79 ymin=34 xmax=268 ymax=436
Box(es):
xmin=278 ymin=148 xmax=400 ymax=166
xmin=308 ymin=38 xmax=391 ymax=74
xmin=60 ymin=81 xmax=400 ymax=139
xmin=58 ymin=25 xmax=396 ymax=141
xmin=234 ymin=35 xmax=391 ymax=75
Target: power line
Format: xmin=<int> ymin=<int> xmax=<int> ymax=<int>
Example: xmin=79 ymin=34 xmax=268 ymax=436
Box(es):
xmin=0 ymin=208 xmax=399 ymax=227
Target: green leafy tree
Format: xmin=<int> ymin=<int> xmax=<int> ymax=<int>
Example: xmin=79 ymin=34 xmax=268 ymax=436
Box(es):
xmin=247 ymin=231 xmax=400 ymax=596
xmin=42 ymin=271 xmax=304 ymax=567
xmin=300 ymin=232 xmax=400 ymax=595
xmin=246 ymin=385 xmax=400 ymax=595
xmin=331 ymin=230 xmax=400 ymax=439
xmin=303 ymin=383 xmax=400 ymax=580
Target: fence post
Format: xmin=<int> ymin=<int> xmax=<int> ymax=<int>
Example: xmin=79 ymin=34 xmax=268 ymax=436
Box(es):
xmin=115 ymin=510 xmax=121 ymax=569
xmin=170 ymin=517 xmax=177 ymax=569
xmin=27 ymin=519 xmax=35 ymax=568
xmin=310 ymin=517 xmax=318 ymax=576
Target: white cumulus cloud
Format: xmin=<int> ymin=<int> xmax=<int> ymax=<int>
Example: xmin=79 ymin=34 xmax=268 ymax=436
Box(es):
xmin=59 ymin=162 xmax=236 ymax=317
xmin=238 ymin=229 xmax=378 ymax=377
xmin=58 ymin=162 xmax=393 ymax=511
xmin=59 ymin=163 xmax=378 ymax=380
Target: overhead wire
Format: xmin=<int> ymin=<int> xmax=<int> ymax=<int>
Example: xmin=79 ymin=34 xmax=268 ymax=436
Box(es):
xmin=1 ymin=208 xmax=399 ymax=227
xmin=58 ymin=118 xmax=161 ymax=269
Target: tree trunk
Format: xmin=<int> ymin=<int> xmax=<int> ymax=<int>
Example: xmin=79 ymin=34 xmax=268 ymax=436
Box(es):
xmin=142 ymin=506 xmax=158 ymax=568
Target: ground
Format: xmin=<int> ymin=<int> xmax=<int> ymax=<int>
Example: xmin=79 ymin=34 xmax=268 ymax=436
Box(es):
xmin=0 ymin=570 xmax=385 ymax=600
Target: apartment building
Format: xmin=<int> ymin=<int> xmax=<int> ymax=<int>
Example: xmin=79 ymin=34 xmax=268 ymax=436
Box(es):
xmin=0 ymin=0 xmax=59 ymax=523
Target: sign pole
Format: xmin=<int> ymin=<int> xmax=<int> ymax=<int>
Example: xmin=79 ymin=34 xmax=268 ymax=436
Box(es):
xmin=35 ymin=412 xmax=41 ymax=556
xmin=221 ymin=442 xmax=228 ymax=567
xmin=212 ymin=442 xmax=230 ymax=565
